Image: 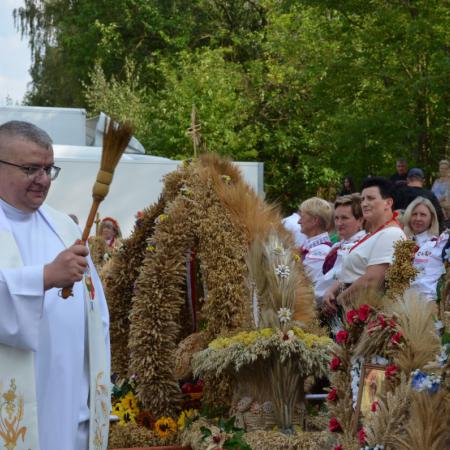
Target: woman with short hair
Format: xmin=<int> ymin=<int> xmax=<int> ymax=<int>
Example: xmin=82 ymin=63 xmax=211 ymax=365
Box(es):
xmin=403 ymin=196 xmax=444 ymax=302
xmin=298 ymin=197 xmax=333 ymax=292
xmin=317 ymin=194 xmax=366 ymax=306
xmin=323 ymin=177 xmax=406 ymax=312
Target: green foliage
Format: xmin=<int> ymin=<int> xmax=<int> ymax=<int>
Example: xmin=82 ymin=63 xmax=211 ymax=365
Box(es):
xmin=15 ymin=0 xmax=450 ymax=211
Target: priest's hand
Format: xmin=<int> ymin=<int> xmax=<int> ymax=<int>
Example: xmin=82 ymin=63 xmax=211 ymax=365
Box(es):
xmin=44 ymin=243 xmax=89 ymax=290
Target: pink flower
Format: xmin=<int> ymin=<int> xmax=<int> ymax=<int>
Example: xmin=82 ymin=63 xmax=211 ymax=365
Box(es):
xmin=346 ymin=309 xmax=359 ymax=325
xmin=371 ymin=400 xmax=379 ymax=412
xmin=335 ymin=330 xmax=349 ymax=345
xmin=389 ymin=318 xmax=397 ymax=328
xmin=357 ymin=304 xmax=371 ymax=322
xmin=385 ymin=364 xmax=398 ymax=379
xmin=327 ymin=387 xmax=338 ymax=402
xmin=330 ymin=357 xmax=342 ymax=371
xmin=358 ymin=427 xmax=367 ymax=444
xmin=390 ymin=331 xmax=402 ymax=346
xmin=329 ymin=417 xmax=342 ymax=432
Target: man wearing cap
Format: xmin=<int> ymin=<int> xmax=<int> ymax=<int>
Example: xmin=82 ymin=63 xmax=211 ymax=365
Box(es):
xmin=394 ymin=168 xmax=445 ymax=231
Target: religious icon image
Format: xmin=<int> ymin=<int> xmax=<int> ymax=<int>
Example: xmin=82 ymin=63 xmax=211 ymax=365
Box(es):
xmin=355 ymin=364 xmax=386 ymax=426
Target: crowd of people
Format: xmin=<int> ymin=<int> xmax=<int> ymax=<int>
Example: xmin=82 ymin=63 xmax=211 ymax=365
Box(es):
xmin=0 ymin=118 xmax=448 ymax=450
xmin=284 ymin=160 xmax=450 ymax=322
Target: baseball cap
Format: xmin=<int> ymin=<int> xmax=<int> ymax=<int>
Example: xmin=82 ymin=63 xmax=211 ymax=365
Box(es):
xmin=407 ymin=168 xmax=424 ymax=179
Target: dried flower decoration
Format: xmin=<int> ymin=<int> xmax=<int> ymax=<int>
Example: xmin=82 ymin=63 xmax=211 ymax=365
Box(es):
xmin=277 ymin=307 xmax=292 ymax=323
xmin=155 ymin=214 xmax=168 ymax=224
xmin=329 ymin=417 xmax=342 ymax=432
xmin=438 ymin=344 xmax=450 ymax=367
xmin=275 ymin=264 xmax=290 ymax=279
xmin=220 ymin=174 xmax=231 ymax=184
xmin=384 ymin=363 xmax=399 ymax=379
xmin=410 ymin=369 xmax=441 ymax=394
xmin=180 ymin=185 xmax=192 ymax=196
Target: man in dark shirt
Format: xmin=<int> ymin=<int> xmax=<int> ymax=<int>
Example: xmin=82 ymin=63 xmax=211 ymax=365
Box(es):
xmin=390 ymin=158 xmax=408 ymax=187
xmin=394 ymin=168 xmax=445 ymax=232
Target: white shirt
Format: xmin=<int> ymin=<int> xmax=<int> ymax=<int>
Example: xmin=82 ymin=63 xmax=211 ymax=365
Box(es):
xmin=339 ymin=226 xmax=406 ymax=284
xmin=410 ymin=231 xmax=446 ymax=301
xmin=315 ymin=230 xmax=367 ymax=303
xmin=282 ymin=212 xmax=307 ymax=248
xmin=301 ymin=232 xmax=332 ymax=289
xmin=0 ymin=198 xmax=104 ymax=450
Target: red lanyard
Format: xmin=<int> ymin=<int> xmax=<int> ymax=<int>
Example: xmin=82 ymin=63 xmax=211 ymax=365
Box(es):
xmin=349 ymin=211 xmax=400 ymax=253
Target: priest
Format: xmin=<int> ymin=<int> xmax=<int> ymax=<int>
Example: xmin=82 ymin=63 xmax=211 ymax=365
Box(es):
xmin=0 ymin=120 xmax=110 ymax=450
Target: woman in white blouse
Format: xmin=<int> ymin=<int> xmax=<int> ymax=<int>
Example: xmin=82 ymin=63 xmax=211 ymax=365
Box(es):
xmin=316 ymin=194 xmax=366 ymax=306
xmin=323 ymin=177 xmax=406 ymax=313
xmin=403 ymin=196 xmax=445 ymax=302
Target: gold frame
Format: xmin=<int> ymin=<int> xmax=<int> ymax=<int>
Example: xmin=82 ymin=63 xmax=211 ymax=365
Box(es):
xmin=354 ymin=363 xmax=386 ymax=430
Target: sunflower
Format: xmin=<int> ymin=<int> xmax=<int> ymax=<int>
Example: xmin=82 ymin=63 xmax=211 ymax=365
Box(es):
xmin=112 ymin=399 xmax=137 ymax=425
xmin=136 ymin=409 xmax=155 ymax=429
xmin=121 ymin=391 xmax=139 ymax=415
xmin=154 ymin=416 xmax=177 ymax=438
xmin=177 ymin=409 xmax=198 ymax=430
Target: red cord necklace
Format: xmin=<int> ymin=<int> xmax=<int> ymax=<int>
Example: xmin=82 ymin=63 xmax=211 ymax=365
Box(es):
xmin=349 ymin=211 xmax=400 ymax=253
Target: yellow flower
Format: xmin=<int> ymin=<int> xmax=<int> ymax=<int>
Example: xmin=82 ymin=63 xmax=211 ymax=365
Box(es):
xmin=112 ymin=402 xmax=124 ymax=415
xmin=113 ymin=401 xmax=137 ymax=425
xmin=120 ymin=391 xmax=139 ymax=415
xmin=292 ymin=327 xmax=332 ymax=347
xmin=208 ymin=328 xmax=275 ymax=349
xmin=154 ymin=416 xmax=177 ymax=438
xmin=177 ymin=409 xmax=198 ymax=430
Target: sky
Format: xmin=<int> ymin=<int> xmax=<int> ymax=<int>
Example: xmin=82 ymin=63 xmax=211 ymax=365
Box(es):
xmin=0 ymin=0 xmax=32 ymax=106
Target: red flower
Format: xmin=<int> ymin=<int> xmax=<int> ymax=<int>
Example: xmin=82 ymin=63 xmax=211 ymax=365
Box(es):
xmin=335 ymin=330 xmax=349 ymax=345
xmin=357 ymin=427 xmax=367 ymax=444
xmin=378 ymin=314 xmax=387 ymax=329
xmin=390 ymin=331 xmax=402 ymax=346
xmin=371 ymin=400 xmax=379 ymax=412
xmin=346 ymin=309 xmax=359 ymax=325
xmin=327 ymin=387 xmax=338 ymax=402
xmin=367 ymin=320 xmax=378 ymax=335
xmin=389 ymin=318 xmax=397 ymax=328
xmin=357 ymin=304 xmax=371 ymax=322
xmin=329 ymin=417 xmax=342 ymax=432
xmin=330 ymin=357 xmax=342 ymax=371
xmin=385 ymin=364 xmax=398 ymax=379
xmin=334 ymin=446 xmax=344 ymax=450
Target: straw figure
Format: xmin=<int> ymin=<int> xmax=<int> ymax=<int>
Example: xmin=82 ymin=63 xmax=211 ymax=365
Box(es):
xmin=104 ymin=153 xmax=320 ymax=421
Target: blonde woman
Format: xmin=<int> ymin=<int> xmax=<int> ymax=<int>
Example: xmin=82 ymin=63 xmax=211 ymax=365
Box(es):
xmin=404 ymin=197 xmax=445 ymax=302
xmin=298 ymin=197 xmax=333 ymax=294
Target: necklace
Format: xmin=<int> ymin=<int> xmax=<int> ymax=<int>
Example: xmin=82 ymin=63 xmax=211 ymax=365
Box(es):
xmin=349 ymin=211 xmax=400 ymax=253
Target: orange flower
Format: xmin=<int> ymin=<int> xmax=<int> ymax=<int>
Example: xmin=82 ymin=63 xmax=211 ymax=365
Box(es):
xmin=154 ymin=416 xmax=177 ymax=438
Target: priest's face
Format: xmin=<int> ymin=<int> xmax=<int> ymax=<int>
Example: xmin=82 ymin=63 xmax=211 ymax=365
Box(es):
xmin=0 ymin=138 xmax=54 ymax=212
